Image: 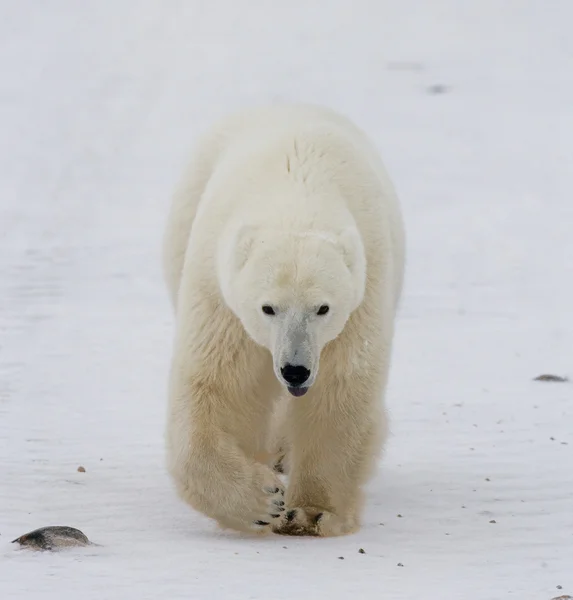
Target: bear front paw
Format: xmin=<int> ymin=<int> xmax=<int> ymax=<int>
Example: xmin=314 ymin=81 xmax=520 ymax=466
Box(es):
xmin=249 ymin=484 xmax=287 ymax=531
xmin=272 ymin=507 xmax=358 ymax=537
xmin=213 ymin=466 xmax=287 ymax=535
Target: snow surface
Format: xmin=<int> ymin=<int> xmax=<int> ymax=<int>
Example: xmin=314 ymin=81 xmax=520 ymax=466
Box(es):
xmin=1 ymin=1 xmax=572 ymax=598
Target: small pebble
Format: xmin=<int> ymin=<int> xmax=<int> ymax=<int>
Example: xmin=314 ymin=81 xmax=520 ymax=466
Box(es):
xmin=489 ymin=520 xmax=497 ymax=524
xmin=397 ymin=562 xmax=404 ymax=567
xmin=338 ymin=556 xmax=345 ymax=560
xmin=427 ymin=84 xmax=449 ymax=95
xmin=77 ymin=466 xmax=86 ymax=473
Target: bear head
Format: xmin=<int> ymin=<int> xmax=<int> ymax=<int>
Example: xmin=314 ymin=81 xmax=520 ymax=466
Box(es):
xmin=217 ymin=224 xmax=366 ymax=396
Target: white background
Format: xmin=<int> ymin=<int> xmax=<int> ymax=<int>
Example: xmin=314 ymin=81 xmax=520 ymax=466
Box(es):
xmin=0 ymin=1 xmax=572 ymax=598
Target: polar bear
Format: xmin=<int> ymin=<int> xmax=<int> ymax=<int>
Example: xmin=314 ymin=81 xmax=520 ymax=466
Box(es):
xmin=162 ymin=103 xmax=405 ymax=537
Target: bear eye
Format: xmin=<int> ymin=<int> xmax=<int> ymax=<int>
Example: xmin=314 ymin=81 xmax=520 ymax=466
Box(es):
xmin=262 ymin=305 xmax=276 ymax=316
xmin=317 ymin=305 xmax=330 ymax=316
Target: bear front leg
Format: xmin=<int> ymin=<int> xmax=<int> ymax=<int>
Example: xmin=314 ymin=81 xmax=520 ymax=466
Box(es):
xmin=273 ymin=380 xmax=387 ymax=537
xmin=166 ymin=354 xmax=287 ymax=534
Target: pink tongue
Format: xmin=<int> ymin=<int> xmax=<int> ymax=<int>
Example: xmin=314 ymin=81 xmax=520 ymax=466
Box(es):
xmin=288 ymin=387 xmax=308 ymax=397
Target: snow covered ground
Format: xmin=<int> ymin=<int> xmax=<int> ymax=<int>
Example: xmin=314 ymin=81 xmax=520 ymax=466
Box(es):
xmin=1 ymin=1 xmax=572 ymax=598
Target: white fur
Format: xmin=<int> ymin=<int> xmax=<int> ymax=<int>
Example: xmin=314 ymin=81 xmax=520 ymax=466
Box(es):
xmin=162 ymin=103 xmax=405 ymax=537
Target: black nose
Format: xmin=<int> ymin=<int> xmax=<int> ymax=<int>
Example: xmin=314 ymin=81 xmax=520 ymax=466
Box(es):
xmin=281 ymin=364 xmax=311 ymax=387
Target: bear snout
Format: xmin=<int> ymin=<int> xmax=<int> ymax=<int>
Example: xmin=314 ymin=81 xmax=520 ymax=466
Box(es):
xmin=280 ymin=364 xmax=311 ymax=387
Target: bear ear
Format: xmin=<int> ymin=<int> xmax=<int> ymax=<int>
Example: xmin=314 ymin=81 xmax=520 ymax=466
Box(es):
xmin=338 ymin=227 xmax=367 ymax=302
xmin=229 ymin=223 xmax=257 ymax=271
xmin=338 ymin=227 xmax=366 ymax=275
xmin=217 ymin=222 xmax=257 ymax=303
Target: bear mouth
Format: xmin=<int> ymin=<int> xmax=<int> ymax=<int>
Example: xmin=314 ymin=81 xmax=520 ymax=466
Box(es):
xmin=287 ymin=386 xmax=308 ymax=397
